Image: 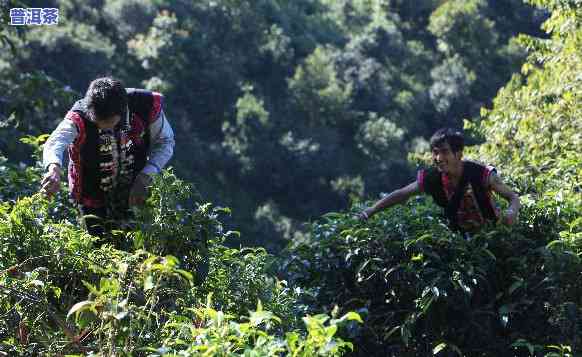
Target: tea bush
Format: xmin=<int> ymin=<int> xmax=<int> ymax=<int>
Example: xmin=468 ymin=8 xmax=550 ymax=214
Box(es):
xmin=0 ymin=169 xmax=360 ymax=356
xmin=280 ymin=1 xmax=581 ymax=355
xmin=281 ymin=197 xmax=580 ymax=356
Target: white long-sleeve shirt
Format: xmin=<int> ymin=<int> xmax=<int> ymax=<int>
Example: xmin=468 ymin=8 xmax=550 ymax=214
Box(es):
xmin=43 ymin=109 xmax=175 ymax=175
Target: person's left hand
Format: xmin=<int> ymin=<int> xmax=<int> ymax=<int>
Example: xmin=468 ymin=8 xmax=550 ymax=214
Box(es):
xmin=129 ymin=173 xmax=153 ymax=206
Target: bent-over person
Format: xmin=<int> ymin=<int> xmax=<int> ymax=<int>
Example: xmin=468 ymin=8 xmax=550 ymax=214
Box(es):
xmin=41 ymin=77 xmax=175 ymax=237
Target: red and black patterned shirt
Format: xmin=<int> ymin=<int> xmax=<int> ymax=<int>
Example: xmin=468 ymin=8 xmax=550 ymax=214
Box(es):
xmin=417 ymin=164 xmax=500 ymax=232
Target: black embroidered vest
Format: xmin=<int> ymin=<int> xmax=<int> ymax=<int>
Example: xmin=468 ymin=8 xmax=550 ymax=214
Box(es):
xmin=67 ymin=89 xmax=163 ymax=208
xmin=423 ymin=161 xmax=498 ymax=231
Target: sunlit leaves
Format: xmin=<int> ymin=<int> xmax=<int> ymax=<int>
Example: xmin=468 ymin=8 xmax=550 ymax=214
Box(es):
xmin=471 ymin=0 xmax=582 ymax=254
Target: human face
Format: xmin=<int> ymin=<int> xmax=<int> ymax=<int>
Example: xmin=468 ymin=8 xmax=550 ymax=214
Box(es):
xmin=431 ymin=143 xmax=462 ymax=174
xmin=95 ymin=114 xmax=121 ymax=130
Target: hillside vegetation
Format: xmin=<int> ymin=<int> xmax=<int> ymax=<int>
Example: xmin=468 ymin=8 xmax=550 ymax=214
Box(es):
xmin=0 ymin=0 xmax=546 ymax=249
xmin=0 ymin=0 xmax=580 ymax=356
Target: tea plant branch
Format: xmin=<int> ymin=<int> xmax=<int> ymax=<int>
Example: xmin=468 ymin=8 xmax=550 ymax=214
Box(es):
xmin=71 ymin=251 xmax=108 ymax=270
xmin=1 ymin=254 xmax=58 ymax=275
xmin=0 ymin=298 xmax=25 ymax=319
xmin=0 ymin=284 xmax=79 ymax=346
xmin=0 ymin=285 xmax=43 ymax=303
xmin=58 ymin=327 xmax=95 ymax=355
xmin=1 ymin=250 xmax=108 ymax=276
xmin=124 ymin=282 xmax=135 ymax=348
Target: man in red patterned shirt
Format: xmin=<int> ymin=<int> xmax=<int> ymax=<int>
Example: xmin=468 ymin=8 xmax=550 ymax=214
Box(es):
xmin=358 ymin=128 xmax=520 ymax=233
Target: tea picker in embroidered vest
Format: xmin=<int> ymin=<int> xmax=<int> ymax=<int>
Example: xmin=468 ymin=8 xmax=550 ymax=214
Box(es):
xmin=41 ymin=77 xmax=175 ymax=237
xmin=357 ymin=128 xmax=521 ymax=234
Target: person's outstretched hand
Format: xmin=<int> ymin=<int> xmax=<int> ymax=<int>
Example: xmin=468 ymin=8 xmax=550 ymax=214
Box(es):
xmin=129 ymin=173 xmax=153 ymax=207
xmin=357 ymin=207 xmax=374 ymax=221
xmin=40 ymin=164 xmax=61 ymax=198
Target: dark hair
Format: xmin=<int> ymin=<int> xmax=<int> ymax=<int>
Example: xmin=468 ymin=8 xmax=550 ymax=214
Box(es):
xmin=429 ymin=128 xmax=464 ymax=153
xmin=85 ymin=77 xmax=127 ymax=121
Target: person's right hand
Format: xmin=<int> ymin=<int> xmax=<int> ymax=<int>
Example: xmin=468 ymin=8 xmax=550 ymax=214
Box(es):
xmin=357 ymin=207 xmax=374 ymax=221
xmin=40 ymin=164 xmax=62 ymax=197
xmin=502 ymin=208 xmax=518 ymax=226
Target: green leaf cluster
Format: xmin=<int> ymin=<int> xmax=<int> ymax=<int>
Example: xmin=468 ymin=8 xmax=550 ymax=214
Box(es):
xmin=0 ymin=168 xmax=360 ymax=355
xmin=282 ymin=198 xmax=581 ymax=355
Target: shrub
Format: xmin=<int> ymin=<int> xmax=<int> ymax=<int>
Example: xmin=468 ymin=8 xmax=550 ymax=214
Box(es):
xmin=281 ymin=198 xmax=581 ymax=356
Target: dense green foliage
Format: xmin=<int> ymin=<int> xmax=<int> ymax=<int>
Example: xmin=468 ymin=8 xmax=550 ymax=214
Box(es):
xmin=0 ymin=165 xmax=360 ymax=355
xmin=470 ymin=1 xmax=581 ymax=244
xmin=0 ymin=0 xmax=546 ymax=249
xmin=281 ymin=0 xmax=581 ymax=355
xmin=283 ymin=201 xmax=580 ymax=355
xmin=0 ymin=0 xmax=580 ymax=356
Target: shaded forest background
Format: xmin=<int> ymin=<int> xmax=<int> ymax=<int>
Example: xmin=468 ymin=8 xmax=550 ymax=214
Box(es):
xmin=0 ymin=0 xmax=548 ymax=251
